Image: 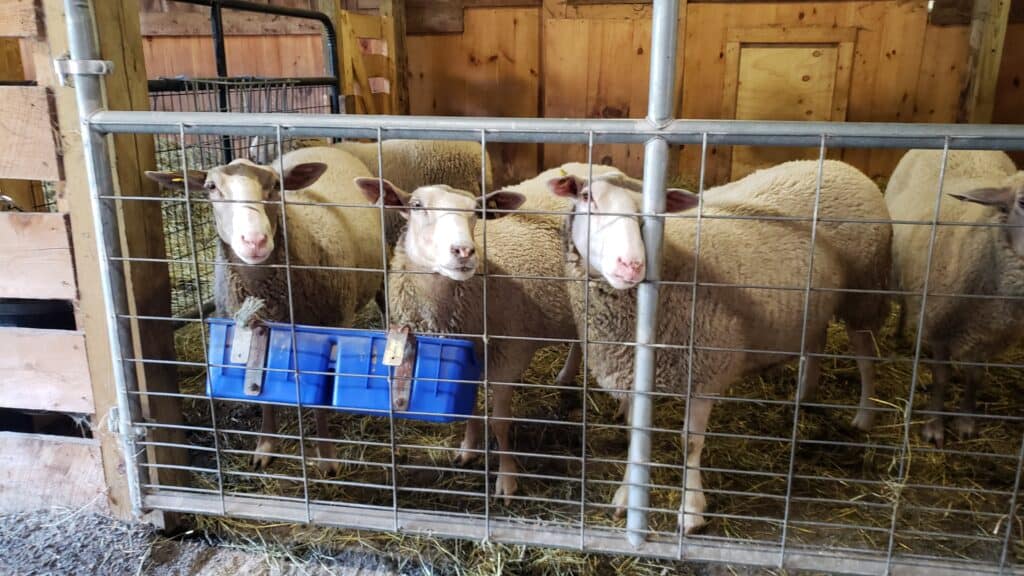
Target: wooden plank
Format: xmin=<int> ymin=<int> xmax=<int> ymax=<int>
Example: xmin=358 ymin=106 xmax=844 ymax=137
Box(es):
xmin=0 ymin=433 xmax=107 ymax=513
xmin=914 ymin=24 xmax=970 ymax=123
xmin=994 ymin=22 xmax=1024 ymax=165
xmin=0 ymin=0 xmax=40 ymax=37
xmin=407 ymin=0 xmax=465 ymax=34
xmin=0 ymin=328 xmax=93 ymax=413
xmin=0 ymin=86 xmax=60 ymax=181
xmin=0 ymin=212 xmax=76 ymax=300
xmin=139 ymin=11 xmax=323 ymax=36
xmin=381 ymin=0 xmax=411 ymax=114
xmin=958 ymin=0 xmax=1011 ymax=123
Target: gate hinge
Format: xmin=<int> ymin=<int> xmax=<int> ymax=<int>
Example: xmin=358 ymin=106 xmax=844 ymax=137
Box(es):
xmin=53 ymin=54 xmax=114 ymax=87
xmin=107 ymin=406 xmax=147 ymax=440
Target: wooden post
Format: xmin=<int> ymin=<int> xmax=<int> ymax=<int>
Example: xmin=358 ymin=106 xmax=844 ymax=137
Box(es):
xmin=381 ymin=0 xmax=410 ymax=115
xmin=958 ymin=0 xmax=1011 ymax=123
xmin=37 ymin=0 xmax=187 ymax=525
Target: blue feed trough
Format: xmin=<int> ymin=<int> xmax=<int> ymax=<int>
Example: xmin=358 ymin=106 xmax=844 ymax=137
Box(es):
xmin=205 ymin=318 xmax=480 ymax=423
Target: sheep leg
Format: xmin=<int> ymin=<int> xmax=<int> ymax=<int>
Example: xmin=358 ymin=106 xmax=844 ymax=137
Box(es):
xmin=679 ymin=397 xmax=712 ymax=535
xmin=454 ymin=416 xmax=483 ymax=466
xmin=491 ymin=383 xmax=519 ymax=504
xmin=848 ymin=327 xmax=878 ymax=431
xmin=797 ymin=329 xmax=826 ymax=404
xmin=613 ymin=396 xmax=632 ymax=425
xmin=252 ymin=405 xmax=278 ymax=470
xmin=314 ymin=409 xmax=340 ymax=475
xmin=921 ymin=345 xmax=951 ymax=448
xmin=556 ymin=343 xmax=583 ymax=420
xmin=955 ymin=364 xmax=981 ymax=439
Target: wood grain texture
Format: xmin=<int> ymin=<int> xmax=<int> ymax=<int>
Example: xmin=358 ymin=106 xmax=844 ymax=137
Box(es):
xmin=0 ymin=212 xmax=76 ymax=300
xmin=140 ymin=11 xmax=323 ymax=36
xmin=0 ymin=328 xmax=93 ymax=413
xmin=958 ymin=0 xmax=1011 ymax=123
xmin=407 ymin=0 xmax=465 ymax=34
xmin=0 ymin=86 xmax=60 ymax=181
xmin=0 ymin=0 xmax=40 ymax=37
xmin=0 ymin=433 xmax=107 ymax=513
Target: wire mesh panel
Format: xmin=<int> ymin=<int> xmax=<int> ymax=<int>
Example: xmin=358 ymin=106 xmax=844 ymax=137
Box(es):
xmin=83 ymin=108 xmax=1024 ymax=575
xmin=149 ymin=78 xmax=334 ymax=318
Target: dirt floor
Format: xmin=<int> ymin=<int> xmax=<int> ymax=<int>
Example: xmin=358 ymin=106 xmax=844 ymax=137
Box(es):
xmin=0 ymin=509 xmax=414 ymax=576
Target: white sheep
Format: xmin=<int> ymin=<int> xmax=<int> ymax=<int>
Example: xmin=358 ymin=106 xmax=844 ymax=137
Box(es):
xmin=548 ymin=159 xmax=891 ymax=534
xmin=354 ymin=162 xmax=621 ymax=502
xmin=885 ymin=149 xmax=1024 ymax=447
xmin=335 ymin=139 xmax=493 ymax=195
xmin=147 ymin=146 xmax=384 ymax=474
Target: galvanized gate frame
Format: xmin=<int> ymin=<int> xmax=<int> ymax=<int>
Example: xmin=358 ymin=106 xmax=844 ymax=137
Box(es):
xmin=62 ymin=0 xmax=1024 ymax=574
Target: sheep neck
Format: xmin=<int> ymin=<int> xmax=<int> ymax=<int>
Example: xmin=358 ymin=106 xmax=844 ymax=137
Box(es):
xmin=219 ymin=225 xmax=290 ymax=322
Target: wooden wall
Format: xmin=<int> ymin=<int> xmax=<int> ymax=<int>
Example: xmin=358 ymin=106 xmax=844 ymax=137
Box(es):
xmin=138 ymin=1 xmax=1024 ymax=185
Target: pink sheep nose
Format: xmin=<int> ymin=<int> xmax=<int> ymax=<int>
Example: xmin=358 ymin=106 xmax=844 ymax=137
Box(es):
xmin=451 ymin=245 xmax=475 ymax=259
xmin=615 ymin=257 xmax=644 ymax=282
xmin=241 ymin=232 xmax=268 ymax=251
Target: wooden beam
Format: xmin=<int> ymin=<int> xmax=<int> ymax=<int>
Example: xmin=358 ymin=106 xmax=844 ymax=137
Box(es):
xmin=139 ymin=11 xmax=324 ymax=37
xmin=959 ymin=0 xmax=1012 ymax=123
xmin=381 ymin=0 xmax=410 ymax=114
xmin=0 ymin=328 xmax=93 ymax=413
xmin=0 ymin=38 xmax=46 ymax=211
xmin=0 ymin=432 xmax=108 ymax=513
xmin=0 ymin=212 xmax=76 ymax=300
xmin=0 ymin=0 xmax=41 ymax=38
xmin=0 ymin=86 xmax=61 ymax=181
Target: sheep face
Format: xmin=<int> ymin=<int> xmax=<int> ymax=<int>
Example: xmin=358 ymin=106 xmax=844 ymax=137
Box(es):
xmin=951 ymin=179 xmax=1024 ymax=257
xmin=355 ymin=178 xmax=525 ymax=281
xmin=146 ymin=160 xmax=327 ymax=265
xmin=549 ymin=174 xmax=698 ymax=289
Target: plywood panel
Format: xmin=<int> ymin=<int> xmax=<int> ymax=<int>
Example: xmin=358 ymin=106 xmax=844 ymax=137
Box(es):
xmin=0 ymin=328 xmax=93 ymax=413
xmin=143 ymin=35 xmax=325 ymax=78
xmin=914 ymin=24 xmax=971 ymax=123
xmin=0 ymin=87 xmax=60 ymax=181
xmin=729 ymin=45 xmax=839 ymax=179
xmin=0 ymin=212 xmax=76 ymax=300
xmin=408 ymin=8 xmax=540 ymax=184
xmin=0 ymin=0 xmax=40 ymax=37
xmin=994 ymin=22 xmax=1024 ymax=166
xmin=0 ymin=433 xmax=107 ymax=513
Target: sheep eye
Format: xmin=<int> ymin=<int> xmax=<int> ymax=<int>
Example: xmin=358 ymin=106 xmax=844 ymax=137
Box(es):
xmin=203 ymin=181 xmax=216 ymax=191
xmin=408 ymin=199 xmax=422 ymax=209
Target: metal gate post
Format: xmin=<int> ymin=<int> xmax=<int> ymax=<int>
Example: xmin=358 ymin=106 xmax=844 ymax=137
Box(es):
xmin=626 ymin=0 xmax=680 ymax=547
xmin=64 ymin=0 xmax=149 ymax=517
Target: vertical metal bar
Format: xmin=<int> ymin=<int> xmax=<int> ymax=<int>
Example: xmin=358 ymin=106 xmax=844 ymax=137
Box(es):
xmin=998 ymin=431 xmax=1024 ymax=574
xmin=274 ymin=125 xmax=313 ymax=523
xmin=627 ymin=0 xmax=680 ymax=547
xmin=480 ymin=128 xmax=492 ymax=541
xmin=210 ymin=1 xmax=233 ymax=163
xmin=778 ymin=136 xmax=828 ymax=566
xmin=579 ymin=130 xmax=595 ymax=550
xmin=376 ymin=128 xmax=401 ymax=531
xmin=677 ymin=132 xmax=709 ymax=559
xmin=179 ymin=123 xmax=227 ymax=515
xmin=63 ymin=0 xmax=149 ymax=517
xmin=883 ymin=140 xmax=952 ymax=572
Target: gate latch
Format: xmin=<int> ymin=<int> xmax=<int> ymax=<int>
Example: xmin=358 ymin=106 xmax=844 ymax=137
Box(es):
xmin=53 ymin=54 xmax=114 ymax=87
xmin=384 ymin=325 xmax=416 ymax=412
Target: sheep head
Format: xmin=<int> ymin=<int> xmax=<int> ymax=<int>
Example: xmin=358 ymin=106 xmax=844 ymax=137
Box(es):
xmin=146 ymin=159 xmax=327 ymax=265
xmin=355 ymin=177 xmax=524 ymax=281
xmin=950 ymin=175 xmax=1024 ymax=257
xmin=548 ymin=172 xmax=698 ymax=290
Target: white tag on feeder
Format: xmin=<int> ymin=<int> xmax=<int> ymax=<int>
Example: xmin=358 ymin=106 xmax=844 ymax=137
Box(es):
xmin=230 ymin=325 xmax=254 ymax=363
xmin=383 ymin=325 xmax=410 ymax=367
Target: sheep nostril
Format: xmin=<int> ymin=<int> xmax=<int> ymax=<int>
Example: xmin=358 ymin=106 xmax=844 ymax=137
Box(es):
xmin=452 ymin=245 xmax=475 ymax=259
xmin=242 ymin=233 xmax=268 ymax=249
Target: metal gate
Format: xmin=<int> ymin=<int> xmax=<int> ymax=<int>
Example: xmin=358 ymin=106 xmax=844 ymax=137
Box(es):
xmin=64 ymin=0 xmax=1024 ymax=574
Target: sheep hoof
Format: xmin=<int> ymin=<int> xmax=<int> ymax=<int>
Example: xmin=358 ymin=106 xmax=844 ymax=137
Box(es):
xmin=921 ymin=418 xmax=945 ymax=449
xmin=453 ymin=446 xmax=480 ymax=467
xmin=251 ymin=440 xmax=276 ymax=470
xmin=851 ymin=409 xmax=875 ymax=432
xmin=494 ymin=474 xmax=518 ymax=505
xmin=679 ymin=491 xmax=707 ymax=535
xmin=954 ymin=415 xmax=976 ymax=439
xmin=612 ymin=484 xmax=628 ymax=520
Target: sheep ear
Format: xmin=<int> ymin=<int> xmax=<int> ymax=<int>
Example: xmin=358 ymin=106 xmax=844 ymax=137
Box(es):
xmin=145 ymin=170 xmax=206 ymax=192
xmin=598 ymin=172 xmax=644 ymax=192
xmin=282 ymin=162 xmax=327 ymax=191
xmin=547 ymin=175 xmax=586 ymax=199
xmin=950 ymin=187 xmax=1014 ymax=212
xmin=477 ymin=190 xmax=526 ymax=219
xmin=354 ymin=177 xmax=410 ymax=207
xmin=665 ymin=188 xmax=699 ymax=213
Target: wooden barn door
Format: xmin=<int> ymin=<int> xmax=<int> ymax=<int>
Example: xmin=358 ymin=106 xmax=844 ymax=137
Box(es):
xmin=722 ymin=28 xmax=855 ymax=180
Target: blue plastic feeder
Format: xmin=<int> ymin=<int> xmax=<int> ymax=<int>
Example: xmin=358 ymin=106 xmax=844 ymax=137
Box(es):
xmin=205 ymin=319 xmax=480 ymax=422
